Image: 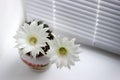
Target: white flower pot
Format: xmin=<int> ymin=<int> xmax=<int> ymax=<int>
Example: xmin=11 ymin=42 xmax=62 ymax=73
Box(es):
xmin=19 ymin=49 xmax=50 ymax=71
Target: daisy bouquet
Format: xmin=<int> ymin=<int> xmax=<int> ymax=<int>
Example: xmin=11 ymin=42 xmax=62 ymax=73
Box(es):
xmin=14 ymin=20 xmax=80 ymax=70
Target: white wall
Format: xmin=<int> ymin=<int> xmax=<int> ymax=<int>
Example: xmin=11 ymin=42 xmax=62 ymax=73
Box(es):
xmin=0 ymin=0 xmax=24 ymax=54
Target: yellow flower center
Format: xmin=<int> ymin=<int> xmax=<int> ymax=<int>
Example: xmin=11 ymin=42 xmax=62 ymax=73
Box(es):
xmin=29 ymin=36 xmax=37 ymax=45
xmin=59 ymin=47 xmax=67 ymax=56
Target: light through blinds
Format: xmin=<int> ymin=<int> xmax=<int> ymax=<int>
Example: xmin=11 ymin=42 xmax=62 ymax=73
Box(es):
xmin=23 ymin=0 xmax=120 ymax=55
xmin=94 ymin=0 xmax=120 ymax=54
xmin=23 ymin=0 xmax=53 ymax=26
xmin=53 ymin=0 xmax=98 ymax=46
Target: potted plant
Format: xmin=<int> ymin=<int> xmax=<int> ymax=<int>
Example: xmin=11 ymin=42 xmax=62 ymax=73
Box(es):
xmin=14 ymin=20 xmax=80 ymax=71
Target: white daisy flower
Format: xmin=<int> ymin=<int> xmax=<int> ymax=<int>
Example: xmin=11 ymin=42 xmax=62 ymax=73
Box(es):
xmin=47 ymin=35 xmax=80 ymax=69
xmin=14 ymin=21 xmax=49 ymax=58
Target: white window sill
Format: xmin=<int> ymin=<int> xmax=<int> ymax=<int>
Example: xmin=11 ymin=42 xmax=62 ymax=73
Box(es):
xmin=0 ymin=44 xmax=119 ymax=80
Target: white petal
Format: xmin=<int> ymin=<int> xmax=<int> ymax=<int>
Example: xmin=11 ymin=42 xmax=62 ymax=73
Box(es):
xmin=30 ymin=21 xmax=37 ymax=28
xmin=47 ymin=35 xmax=80 ymax=69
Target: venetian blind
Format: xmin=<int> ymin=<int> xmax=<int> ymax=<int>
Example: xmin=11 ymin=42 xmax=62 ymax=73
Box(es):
xmin=53 ymin=0 xmax=98 ymax=45
xmin=23 ymin=0 xmax=120 ymax=54
xmin=23 ymin=0 xmax=53 ymax=26
xmin=94 ymin=0 xmax=120 ymax=54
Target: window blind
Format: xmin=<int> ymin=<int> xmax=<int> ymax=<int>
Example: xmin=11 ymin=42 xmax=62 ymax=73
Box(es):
xmin=53 ymin=0 xmax=98 ymax=45
xmin=23 ymin=0 xmax=53 ymax=26
xmin=23 ymin=0 xmax=120 ymax=54
xmin=94 ymin=0 xmax=120 ymax=54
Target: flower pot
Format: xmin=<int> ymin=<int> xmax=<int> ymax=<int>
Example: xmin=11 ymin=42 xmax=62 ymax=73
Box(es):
xmin=19 ymin=49 xmax=50 ymax=71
